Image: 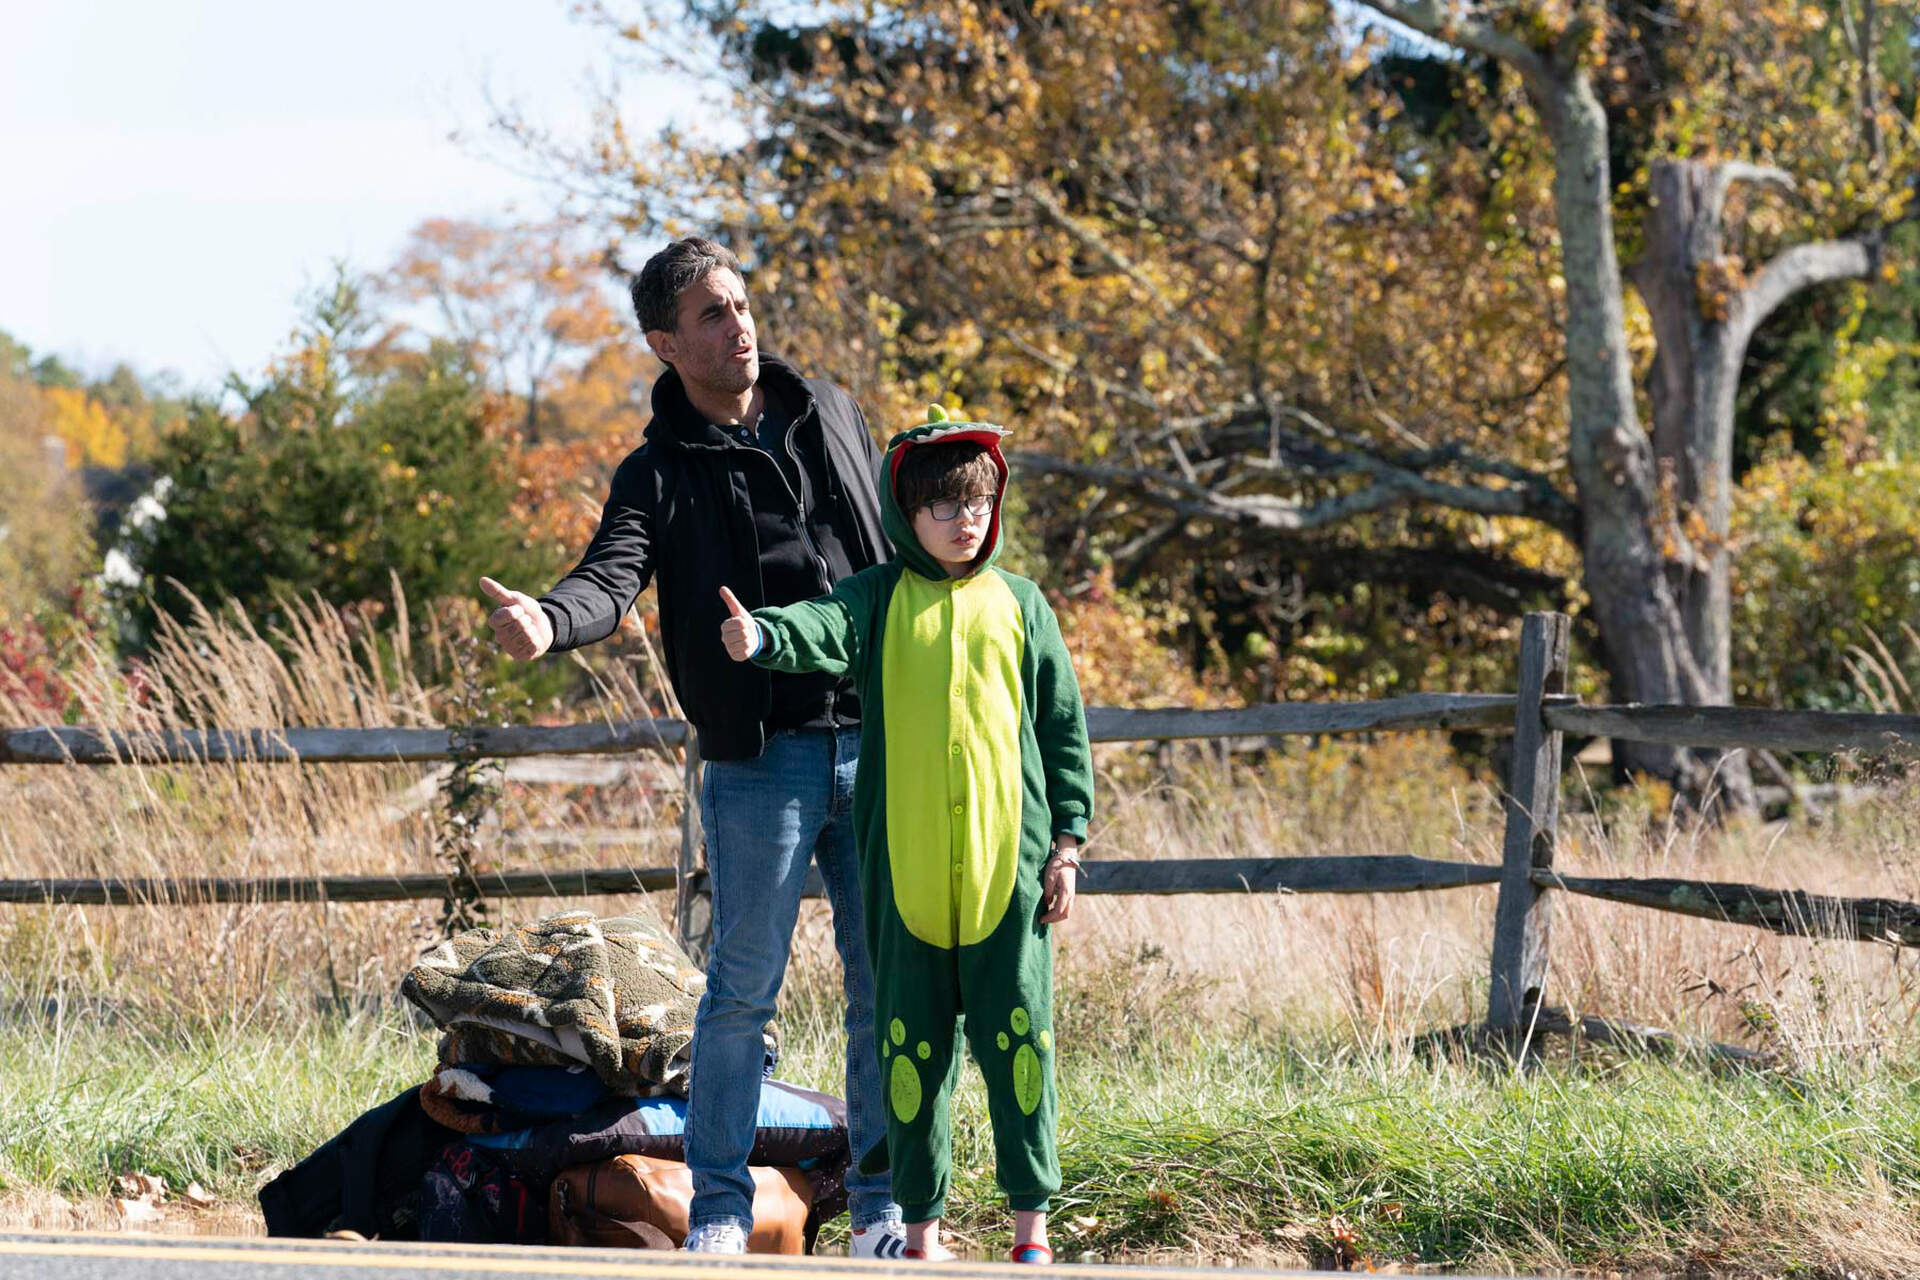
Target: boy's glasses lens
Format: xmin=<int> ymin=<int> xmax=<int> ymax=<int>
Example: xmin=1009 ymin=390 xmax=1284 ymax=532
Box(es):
xmin=927 ymin=495 xmax=995 ymax=522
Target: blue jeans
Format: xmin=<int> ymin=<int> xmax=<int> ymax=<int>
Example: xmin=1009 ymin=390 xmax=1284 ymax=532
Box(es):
xmin=685 ymin=727 xmax=899 ymax=1233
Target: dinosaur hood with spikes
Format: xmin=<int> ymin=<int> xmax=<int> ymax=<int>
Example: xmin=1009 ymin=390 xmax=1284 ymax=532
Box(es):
xmin=879 ymin=404 xmax=1011 ymax=581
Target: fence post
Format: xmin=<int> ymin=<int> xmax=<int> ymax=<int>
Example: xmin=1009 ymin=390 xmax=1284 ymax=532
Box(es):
xmin=1487 ymin=611 xmax=1570 ymax=1035
xmin=674 ymin=735 xmax=711 ymax=962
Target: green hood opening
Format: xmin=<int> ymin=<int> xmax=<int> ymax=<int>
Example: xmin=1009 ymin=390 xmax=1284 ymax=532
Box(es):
xmin=880 ymin=404 xmax=1011 ymax=581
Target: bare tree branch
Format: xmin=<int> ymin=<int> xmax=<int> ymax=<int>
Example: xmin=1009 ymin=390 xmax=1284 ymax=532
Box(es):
xmin=1841 ymin=0 xmax=1885 ymax=165
xmin=1175 ymin=401 xmax=1580 ymax=535
xmin=1700 ymin=163 xmax=1796 ymax=262
xmin=1738 ymin=237 xmax=1879 ymax=344
xmin=1350 ymin=0 xmax=1554 ymax=93
xmin=1006 ymin=447 xmax=1573 ymax=533
xmin=1709 ymin=162 xmax=1795 ymax=209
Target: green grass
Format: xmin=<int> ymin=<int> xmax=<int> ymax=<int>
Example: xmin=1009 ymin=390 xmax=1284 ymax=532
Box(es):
xmin=1046 ymin=1040 xmax=1920 ymax=1271
xmin=0 ymin=1006 xmax=434 ymax=1201
xmin=7 ymin=1000 xmax=1920 ymax=1276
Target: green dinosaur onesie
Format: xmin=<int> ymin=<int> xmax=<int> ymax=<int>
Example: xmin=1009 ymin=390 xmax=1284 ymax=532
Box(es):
xmin=746 ymin=406 xmax=1094 ymax=1222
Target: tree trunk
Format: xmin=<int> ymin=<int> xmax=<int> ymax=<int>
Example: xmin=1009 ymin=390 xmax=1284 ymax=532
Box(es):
xmin=1625 ymin=158 xmax=1880 ymax=811
xmin=1532 ymin=71 xmax=1722 ymax=802
xmin=1626 ymin=160 xmax=1761 ymax=810
xmin=1349 ymin=3 xmax=1881 ymax=816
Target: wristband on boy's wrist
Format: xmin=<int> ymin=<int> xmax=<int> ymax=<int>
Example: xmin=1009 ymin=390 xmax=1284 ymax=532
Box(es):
xmin=746 ymin=619 xmax=767 ymax=658
xmin=1046 ymin=848 xmax=1083 ymax=871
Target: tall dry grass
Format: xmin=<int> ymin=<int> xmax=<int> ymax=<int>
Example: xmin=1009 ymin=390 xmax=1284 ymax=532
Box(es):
xmin=3 ymin=585 xmax=1919 ymax=1073
xmin=793 ymin=714 xmax=1920 ymax=1074
xmin=0 ymin=589 xmax=687 ymax=1022
xmin=13 ymin=594 xmax=1920 ymax=1272
xmin=1026 ymin=743 xmax=1920 ymax=1066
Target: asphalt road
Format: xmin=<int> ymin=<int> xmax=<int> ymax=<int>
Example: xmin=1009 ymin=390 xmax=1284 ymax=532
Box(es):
xmin=0 ymin=1233 xmax=1536 ymax=1279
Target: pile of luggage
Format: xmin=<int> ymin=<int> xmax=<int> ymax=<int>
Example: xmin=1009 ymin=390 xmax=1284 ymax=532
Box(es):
xmin=259 ymin=910 xmax=848 ymax=1252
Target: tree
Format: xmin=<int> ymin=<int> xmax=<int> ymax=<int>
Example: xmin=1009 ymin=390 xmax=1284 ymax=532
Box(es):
xmin=378 ymin=218 xmax=655 ymax=442
xmin=530 ymin=0 xmax=1582 ymax=692
xmin=0 ymin=359 xmax=96 ymax=621
xmin=0 ymin=330 xmax=174 ymax=474
xmin=537 ymin=0 xmax=1913 ymax=800
xmin=1347 ymin=0 xmax=1913 ymax=802
xmin=120 ymin=273 xmax=559 ymax=654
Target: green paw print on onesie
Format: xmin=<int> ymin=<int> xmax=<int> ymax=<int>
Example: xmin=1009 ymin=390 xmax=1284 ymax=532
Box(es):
xmin=999 ymin=1006 xmax=1050 ymax=1115
xmin=886 ymin=1017 xmax=932 ymax=1123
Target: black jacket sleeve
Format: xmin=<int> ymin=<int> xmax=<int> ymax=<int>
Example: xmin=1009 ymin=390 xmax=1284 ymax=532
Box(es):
xmin=537 ymin=450 xmax=656 ymax=652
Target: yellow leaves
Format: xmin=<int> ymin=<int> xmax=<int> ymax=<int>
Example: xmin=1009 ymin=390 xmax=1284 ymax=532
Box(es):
xmin=43 ymin=384 xmax=129 ymax=469
xmin=1693 ymin=256 xmax=1747 ymax=324
xmin=1731 ymin=440 xmax=1920 ymax=706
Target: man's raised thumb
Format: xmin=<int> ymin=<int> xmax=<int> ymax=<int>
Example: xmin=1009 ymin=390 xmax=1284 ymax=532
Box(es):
xmin=479 ymin=576 xmax=515 ymax=605
xmin=718 ymin=586 xmax=749 ymax=619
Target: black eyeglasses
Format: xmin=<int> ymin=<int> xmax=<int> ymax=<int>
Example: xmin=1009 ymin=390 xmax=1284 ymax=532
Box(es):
xmin=922 ymin=495 xmax=996 ymax=522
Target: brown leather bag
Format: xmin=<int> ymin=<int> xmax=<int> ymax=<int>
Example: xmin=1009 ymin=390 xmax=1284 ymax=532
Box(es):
xmin=548 ymin=1154 xmax=814 ymax=1254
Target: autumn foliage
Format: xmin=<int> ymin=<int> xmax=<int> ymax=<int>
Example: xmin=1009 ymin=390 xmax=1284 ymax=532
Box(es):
xmin=4 ymin=2 xmax=1918 ymax=731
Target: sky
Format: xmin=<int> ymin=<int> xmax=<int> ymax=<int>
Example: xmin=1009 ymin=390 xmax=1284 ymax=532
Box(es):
xmin=2 ymin=1 xmax=698 ymax=391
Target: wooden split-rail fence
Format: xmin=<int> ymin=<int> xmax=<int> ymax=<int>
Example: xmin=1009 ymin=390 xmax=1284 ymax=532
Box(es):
xmin=4 ymin=611 xmax=1919 ymax=1047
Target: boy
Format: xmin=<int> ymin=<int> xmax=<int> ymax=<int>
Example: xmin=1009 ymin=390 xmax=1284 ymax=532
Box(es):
xmin=718 ymin=405 xmax=1093 ymax=1263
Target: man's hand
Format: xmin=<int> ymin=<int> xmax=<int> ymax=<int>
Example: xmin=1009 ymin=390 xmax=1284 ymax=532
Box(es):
xmin=1039 ymin=842 xmax=1080 ymax=924
xmin=481 ymin=576 xmax=553 ymax=661
xmin=720 ymin=587 xmax=758 ymax=662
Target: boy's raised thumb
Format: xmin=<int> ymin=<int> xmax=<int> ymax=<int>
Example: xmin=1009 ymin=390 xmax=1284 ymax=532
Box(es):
xmin=719 ymin=586 xmax=749 ymax=619
xmin=479 ymin=576 xmax=515 ymax=605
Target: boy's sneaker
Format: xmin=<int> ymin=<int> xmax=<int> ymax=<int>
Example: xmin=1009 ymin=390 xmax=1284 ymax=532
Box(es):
xmin=849 ymin=1221 xmax=910 ymax=1259
xmin=902 ymin=1241 xmax=956 ymax=1261
xmin=683 ymin=1222 xmax=749 ymax=1254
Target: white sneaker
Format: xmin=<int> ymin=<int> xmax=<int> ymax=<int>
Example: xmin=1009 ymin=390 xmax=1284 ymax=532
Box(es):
xmin=683 ymin=1222 xmax=749 ymax=1254
xmin=849 ymin=1220 xmax=909 ymax=1259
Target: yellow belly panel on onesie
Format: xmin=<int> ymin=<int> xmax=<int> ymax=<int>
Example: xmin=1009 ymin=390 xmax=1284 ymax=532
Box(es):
xmin=879 ymin=569 xmax=1026 ymax=948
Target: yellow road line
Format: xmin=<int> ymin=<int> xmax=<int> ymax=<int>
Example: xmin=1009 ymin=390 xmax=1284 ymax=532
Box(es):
xmin=0 ymin=1237 xmax=1310 ymax=1280
xmin=0 ymin=1240 xmax=794 ymax=1277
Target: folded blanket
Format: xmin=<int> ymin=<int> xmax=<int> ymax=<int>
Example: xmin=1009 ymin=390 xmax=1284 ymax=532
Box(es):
xmin=402 ymin=910 xmax=772 ymax=1096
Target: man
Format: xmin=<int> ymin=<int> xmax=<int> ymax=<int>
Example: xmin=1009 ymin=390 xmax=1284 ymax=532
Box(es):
xmin=480 ymin=237 xmax=903 ymax=1257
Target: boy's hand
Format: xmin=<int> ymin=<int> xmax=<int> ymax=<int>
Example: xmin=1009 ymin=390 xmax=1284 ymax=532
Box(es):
xmin=481 ymin=576 xmax=553 ymax=661
xmin=1039 ymin=844 xmax=1079 ymax=924
xmin=720 ymin=587 xmax=758 ymax=662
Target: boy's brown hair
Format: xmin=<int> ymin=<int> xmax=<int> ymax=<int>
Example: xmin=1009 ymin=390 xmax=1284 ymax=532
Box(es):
xmin=893 ymin=440 xmax=1000 ymax=512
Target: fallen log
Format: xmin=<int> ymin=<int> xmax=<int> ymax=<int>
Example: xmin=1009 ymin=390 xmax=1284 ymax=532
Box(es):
xmin=1417 ymin=1005 xmax=1774 ymax=1069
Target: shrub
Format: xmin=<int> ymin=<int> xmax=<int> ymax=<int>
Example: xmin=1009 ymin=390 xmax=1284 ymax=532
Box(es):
xmin=1732 ymin=442 xmax=1920 ymax=710
xmin=117 ymin=278 xmax=560 ymax=669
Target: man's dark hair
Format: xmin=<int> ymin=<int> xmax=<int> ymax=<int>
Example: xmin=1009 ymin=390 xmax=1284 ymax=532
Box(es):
xmin=894 ymin=441 xmax=999 ymax=512
xmin=631 ymin=237 xmax=744 ymax=334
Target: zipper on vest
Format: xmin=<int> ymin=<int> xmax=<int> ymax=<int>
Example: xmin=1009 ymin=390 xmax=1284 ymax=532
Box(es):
xmin=782 ymin=419 xmax=834 ymax=595
xmin=734 ymin=430 xmax=833 ymax=596
xmin=743 ymin=427 xmax=848 ymax=728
